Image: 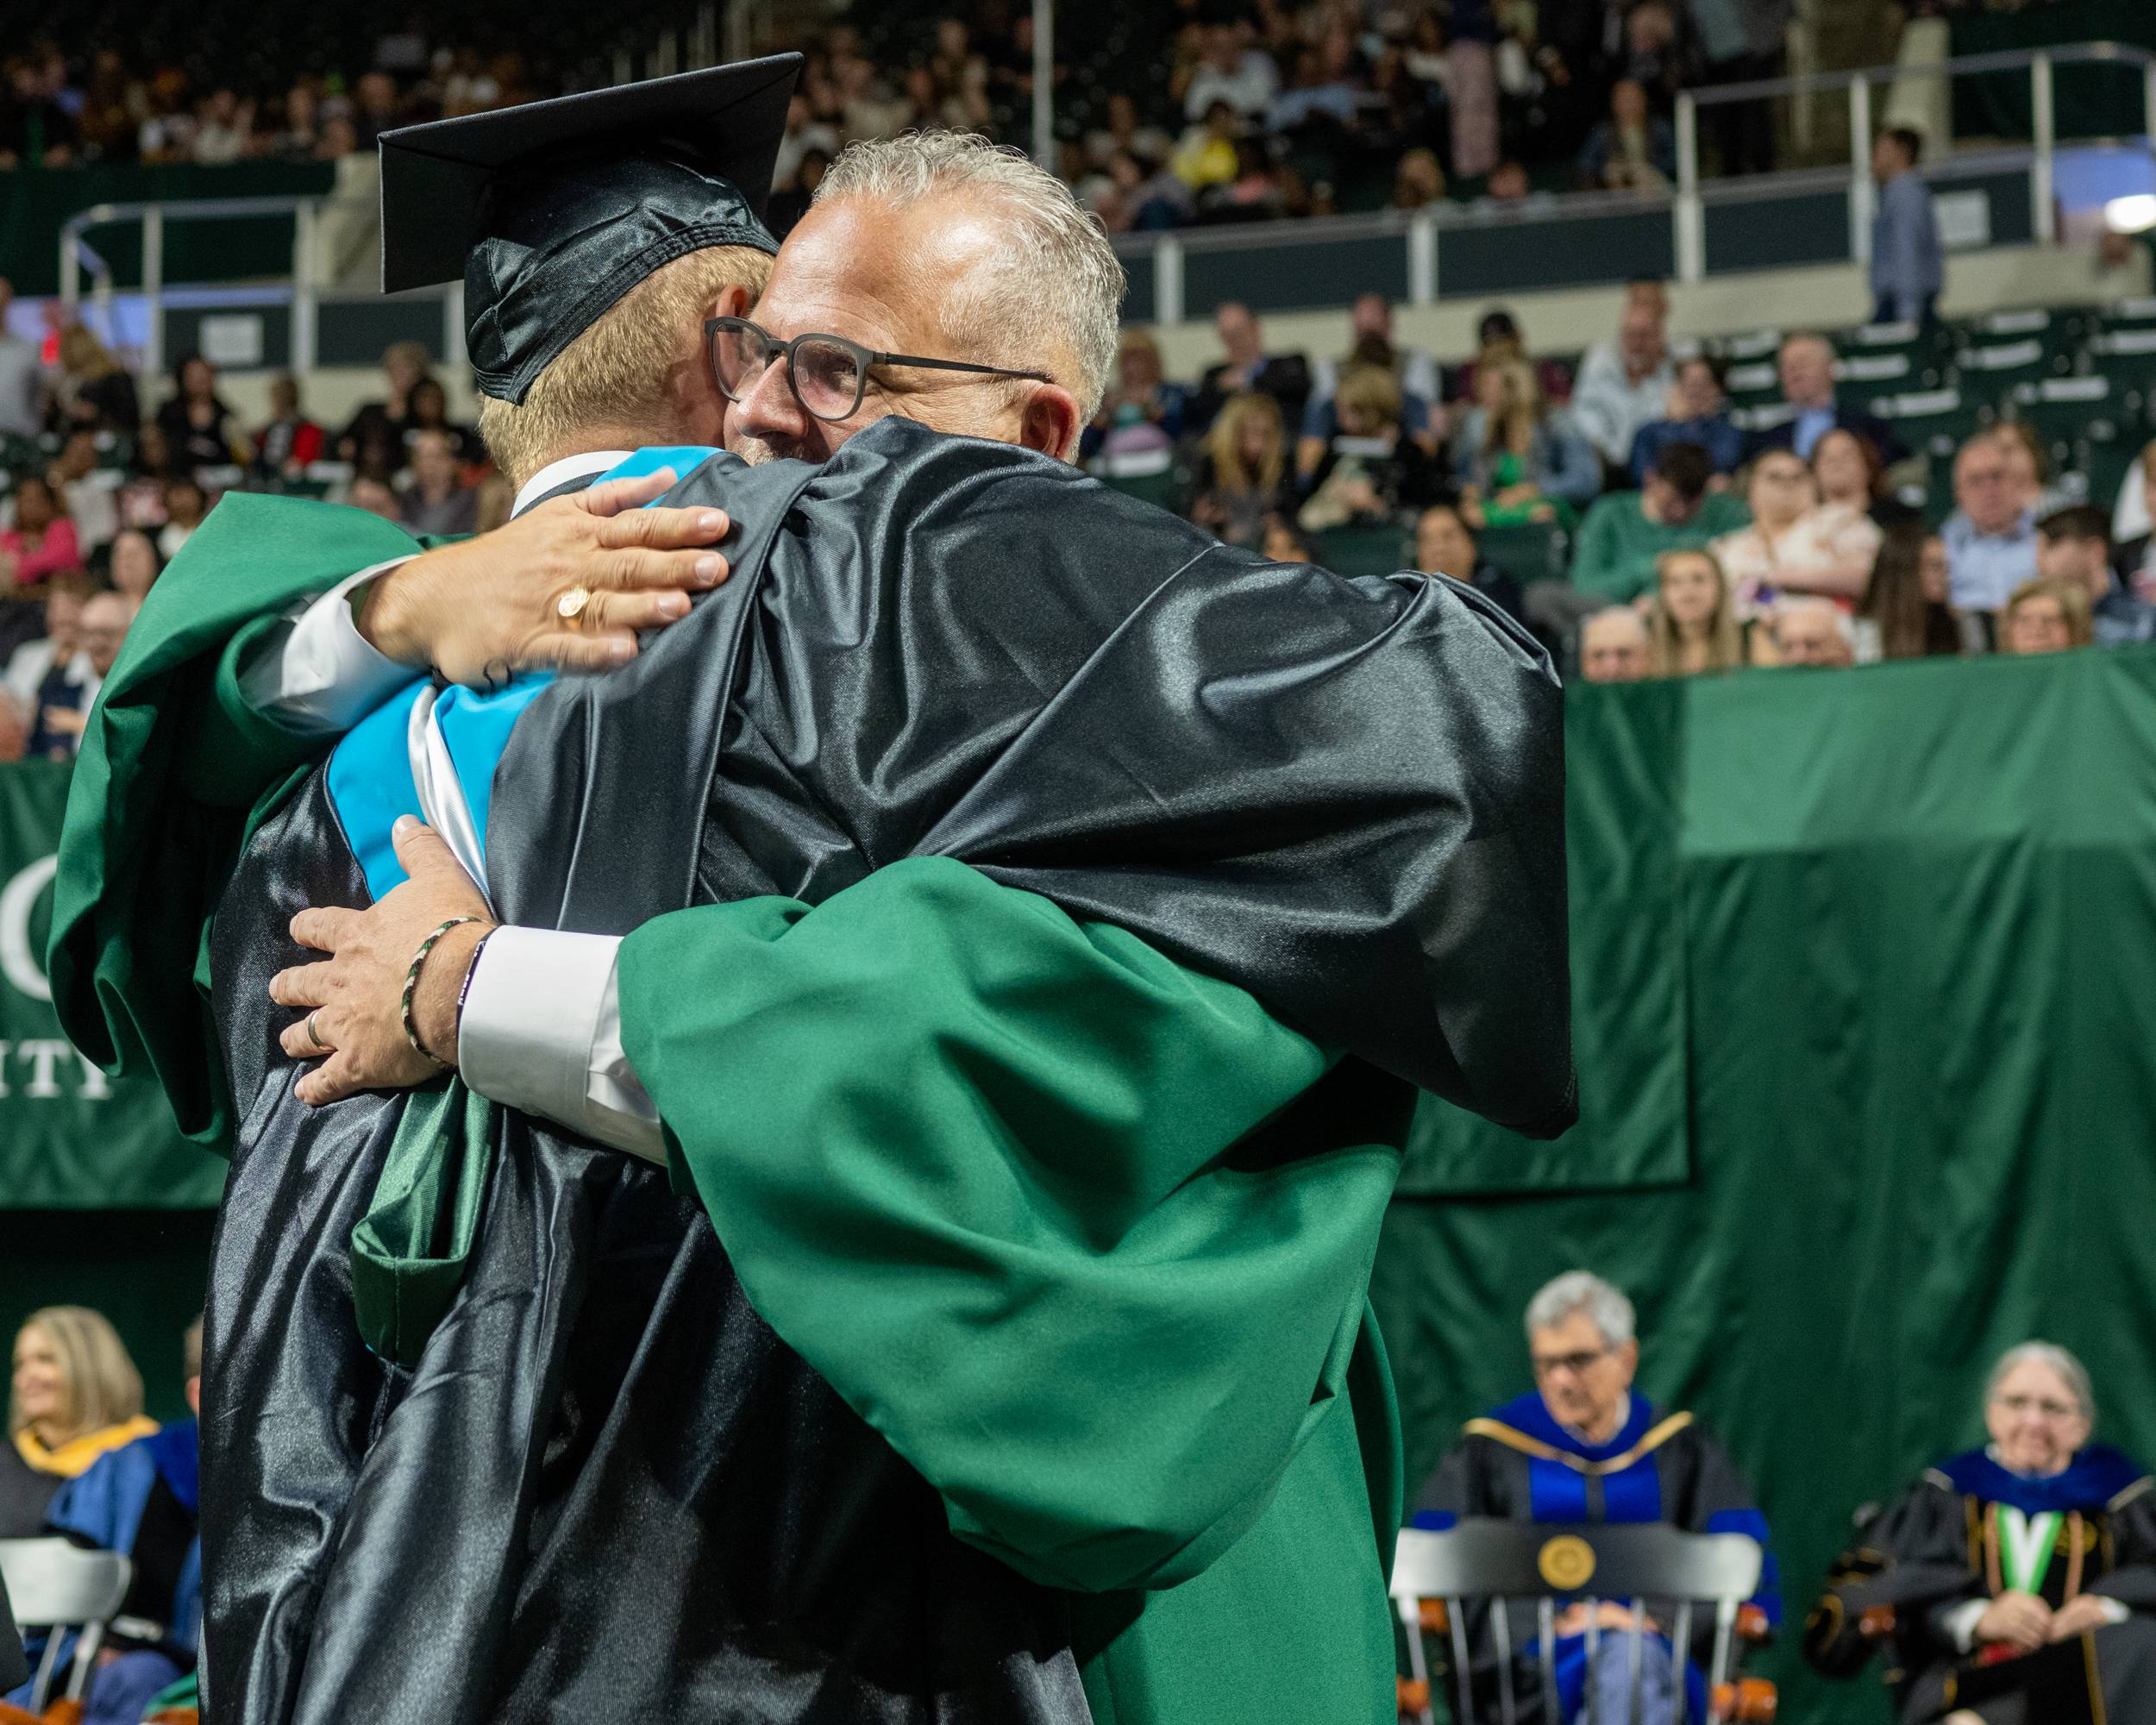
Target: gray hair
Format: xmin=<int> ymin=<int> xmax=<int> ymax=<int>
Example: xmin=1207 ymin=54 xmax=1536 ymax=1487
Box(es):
xmin=812 ymin=129 xmax=1125 ymax=437
xmin=1987 ymin=1341 xmax=2096 ymax=1425
xmin=1525 ymin=1271 xmax=1636 ymax=1348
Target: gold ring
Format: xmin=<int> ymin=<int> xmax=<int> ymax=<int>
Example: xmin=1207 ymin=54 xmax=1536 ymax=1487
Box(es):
xmin=557 ymin=586 xmax=593 ymax=630
xmin=305 ymin=1010 xmax=329 ymax=1056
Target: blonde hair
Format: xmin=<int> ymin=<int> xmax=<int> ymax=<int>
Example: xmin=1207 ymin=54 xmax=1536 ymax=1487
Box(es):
xmin=1481 ymin=358 xmax=1543 ymax=454
xmin=476 ymin=243 xmax=774 ymax=486
xmin=1646 ymin=547 xmax=1744 ymax=674
xmin=9 ymin=1307 xmax=144 ymax=1443
xmin=1335 ymin=362 xmax=1403 ymax=433
xmin=1203 ymin=391 xmax=1284 ymax=497
xmin=60 ymin=323 xmax=122 ymax=381
xmin=2005 ymin=575 xmax=2094 ymax=648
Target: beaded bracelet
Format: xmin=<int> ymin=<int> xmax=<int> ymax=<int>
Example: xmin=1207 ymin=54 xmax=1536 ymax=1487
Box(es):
xmin=403 ymin=914 xmax=486 ymax=1066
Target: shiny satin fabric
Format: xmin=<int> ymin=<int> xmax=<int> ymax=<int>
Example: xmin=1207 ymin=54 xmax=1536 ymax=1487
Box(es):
xmin=200 ymin=416 xmax=1570 ymax=1723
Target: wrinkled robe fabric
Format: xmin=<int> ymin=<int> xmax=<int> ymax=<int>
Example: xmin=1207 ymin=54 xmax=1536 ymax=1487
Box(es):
xmin=56 ymin=417 xmax=1575 ymax=1725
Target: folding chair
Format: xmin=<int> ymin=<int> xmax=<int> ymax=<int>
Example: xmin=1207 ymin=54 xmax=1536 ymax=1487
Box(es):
xmin=1866 ymin=386 xmax=1984 ymax=464
xmin=1392 ymin=1519 xmax=1771 ymax=1725
xmin=0 ymin=1538 xmax=134 ymax=1716
xmin=2008 ymin=374 xmax=2124 ymax=450
xmin=1720 ymin=362 xmax=1781 ymax=411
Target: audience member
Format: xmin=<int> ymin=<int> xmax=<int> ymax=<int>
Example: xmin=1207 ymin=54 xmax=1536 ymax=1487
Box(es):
xmin=1647 ymin=547 xmax=1746 ymax=676
xmin=28 ymin=589 xmax=133 ymax=757
xmin=1390 ymin=147 xmax=1445 ymax=210
xmin=404 ymin=376 xmax=479 ymax=467
xmin=1576 ymin=79 xmax=1675 ymax=192
xmin=1087 ymin=330 xmax=1189 ymax=464
xmin=1630 ymin=354 xmax=1743 ymax=484
xmin=1580 ymin=605 xmax=1653 ymax=682
xmin=1806 ymin=1342 xmax=2156 ymax=1722
xmin=2002 ymin=578 xmax=2091 ymax=655
xmin=398 ymin=429 xmax=478 ymax=536
xmin=339 ymin=340 xmax=434 ymax=473
xmin=1455 ymin=308 xmax=1575 ymax=411
xmin=0 ymin=1308 xmax=154 ymax=1539
xmin=1712 ymin=449 xmax=1831 ymax=612
xmin=1692 ymin=0 xmax=1786 ymax=176
xmin=1413 ymin=501 xmax=1526 ymax=626
xmin=1181 ymin=22 xmax=1279 ymax=122
xmin=0 ymin=279 xmax=45 ymax=441
xmin=1869 ymin=127 xmax=1942 ymax=328
xmin=1302 ymin=295 xmax=1441 ymax=473
xmin=1412 ymin=1272 xmax=1779 ymax=1724
xmin=9 ymin=1317 xmax=204 ymax=1725
xmin=1170 ymin=101 xmax=1243 ymax=198
xmin=1748 ymin=331 xmax=1902 ymax=463
xmin=154 ymin=354 xmax=246 ymax=474
xmin=1188 ymin=303 xmax=1312 ymax=438
xmin=48 ymin=428 xmax=118 ymax=554
xmin=253 ymin=371 xmax=326 ymax=480
xmin=1571 ymin=284 xmax=1676 ymax=477
xmin=1190 ymin=391 xmax=1289 ymax=549
xmin=1992 ymin=422 xmax=2073 ymax=520
xmin=2037 ymin=505 xmax=2154 ymax=645
xmin=2 ymin=474 xmax=85 ymax=586
xmin=1853 ymin=525 xmax=1973 ymax=662
xmin=1941 ymin=433 xmax=2040 ymax=614
xmin=1569 ymin=441 xmax=1749 ymax=605
xmin=157 ymin=477 xmax=209 ymax=561
xmin=1450 ymin=357 xmax=1598 ymax=525
xmin=1770 ymin=596 xmax=1857 ymax=668
xmin=118 ymin=423 xmax=177 ymax=530
xmin=1299 ymin=366 xmax=1450 ymax=530
xmin=108 ymin=526 xmax=161 ymax=604
xmin=3 ymin=574 xmax=89 ymax=718
xmin=52 ymin=322 xmax=139 ymax=435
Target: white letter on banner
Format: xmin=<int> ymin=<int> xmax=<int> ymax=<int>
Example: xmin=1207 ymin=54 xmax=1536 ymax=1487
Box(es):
xmin=0 ymin=855 xmax=59 ymax=1002
xmin=17 ymin=1039 xmax=68 ymax=1098
xmin=75 ymin=1051 xmax=110 ymax=1100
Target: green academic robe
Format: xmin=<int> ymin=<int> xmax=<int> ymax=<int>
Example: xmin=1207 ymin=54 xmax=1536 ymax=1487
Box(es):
xmin=49 ymin=493 xmax=1401 ymax=1723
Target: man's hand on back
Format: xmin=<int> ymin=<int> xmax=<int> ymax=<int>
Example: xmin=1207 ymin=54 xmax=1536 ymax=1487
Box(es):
xmin=358 ymin=467 xmax=735 ymax=686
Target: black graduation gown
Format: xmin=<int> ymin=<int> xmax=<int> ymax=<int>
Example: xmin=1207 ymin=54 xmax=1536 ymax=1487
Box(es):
xmin=1805 ymin=1446 xmax=2156 ymax=1723
xmin=197 ymin=418 xmax=1574 ymax=1725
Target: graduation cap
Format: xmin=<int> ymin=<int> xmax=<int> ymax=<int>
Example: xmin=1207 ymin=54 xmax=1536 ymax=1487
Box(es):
xmin=379 ymin=54 xmax=802 ymax=403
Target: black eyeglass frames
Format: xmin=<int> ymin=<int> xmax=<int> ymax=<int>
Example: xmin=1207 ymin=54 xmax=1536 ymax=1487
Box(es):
xmin=705 ymin=316 xmax=1055 ymax=423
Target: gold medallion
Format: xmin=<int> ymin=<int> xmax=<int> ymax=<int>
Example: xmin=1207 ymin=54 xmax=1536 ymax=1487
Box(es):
xmin=1539 ymin=1534 xmax=1596 ymax=1590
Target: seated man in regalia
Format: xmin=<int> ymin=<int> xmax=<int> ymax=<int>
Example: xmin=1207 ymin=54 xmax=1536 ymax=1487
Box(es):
xmin=1806 ymin=1341 xmax=2156 ymax=1725
xmin=1412 ymin=1271 xmax=1778 ymax=1723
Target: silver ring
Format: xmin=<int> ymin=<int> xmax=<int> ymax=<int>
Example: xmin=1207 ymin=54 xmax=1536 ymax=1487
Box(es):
xmin=305 ymin=1010 xmax=329 ymax=1056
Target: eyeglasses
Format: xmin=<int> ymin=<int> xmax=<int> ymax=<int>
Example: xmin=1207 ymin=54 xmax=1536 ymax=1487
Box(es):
xmin=1994 ymin=1392 xmax=2081 ymax=1421
xmin=705 ymin=316 xmax=1055 ymax=425
xmin=1531 ymin=1345 xmax=1616 ymax=1379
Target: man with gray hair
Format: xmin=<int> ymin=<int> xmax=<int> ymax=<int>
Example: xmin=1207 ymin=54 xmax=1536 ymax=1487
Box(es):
xmin=1412 ymin=1271 xmax=1778 ymax=1723
xmin=59 ymin=98 xmax=1573 ymax=1725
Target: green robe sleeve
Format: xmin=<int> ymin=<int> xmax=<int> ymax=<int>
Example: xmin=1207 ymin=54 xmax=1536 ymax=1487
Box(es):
xmin=617 ymin=853 xmax=1406 ymax=1596
xmin=48 ymin=494 xmax=426 ymax=1148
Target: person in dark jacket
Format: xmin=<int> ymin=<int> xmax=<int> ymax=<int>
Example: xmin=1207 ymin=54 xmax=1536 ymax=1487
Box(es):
xmin=1414 ymin=499 xmax=1526 ymax=626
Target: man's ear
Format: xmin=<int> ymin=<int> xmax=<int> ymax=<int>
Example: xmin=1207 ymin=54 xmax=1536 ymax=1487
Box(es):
xmin=711 ymin=282 xmax=755 ymax=321
xmin=1018 ymin=384 xmax=1084 ymax=463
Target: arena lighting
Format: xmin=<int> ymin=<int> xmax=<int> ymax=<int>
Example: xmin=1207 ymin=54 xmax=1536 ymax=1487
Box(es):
xmin=2104 ymin=193 xmax=2156 ymax=234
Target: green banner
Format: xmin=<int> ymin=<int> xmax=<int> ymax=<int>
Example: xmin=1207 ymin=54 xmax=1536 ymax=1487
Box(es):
xmin=1380 ymin=644 xmax=2156 ymax=1724
xmin=0 ymin=762 xmax=218 ymax=1208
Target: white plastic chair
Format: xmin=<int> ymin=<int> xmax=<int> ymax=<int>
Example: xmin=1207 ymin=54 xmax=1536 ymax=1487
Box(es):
xmin=0 ymin=1537 xmax=134 ymax=1713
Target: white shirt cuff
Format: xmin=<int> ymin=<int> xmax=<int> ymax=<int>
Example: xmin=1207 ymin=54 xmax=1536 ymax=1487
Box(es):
xmin=236 ymin=558 xmax=422 ymax=733
xmin=1945 ymin=1598 xmax=1989 ymax=1652
xmin=2092 ymin=1595 xmax=2133 ymax=1627
xmin=457 ymin=925 xmax=667 ymax=1164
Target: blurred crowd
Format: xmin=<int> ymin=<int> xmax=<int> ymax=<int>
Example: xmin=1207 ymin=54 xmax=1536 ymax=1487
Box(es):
xmin=3 ymin=0 xmax=1800 ymax=221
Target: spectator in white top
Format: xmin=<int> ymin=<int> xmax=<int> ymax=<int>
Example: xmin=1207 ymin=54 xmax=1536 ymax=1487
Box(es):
xmin=49 ymin=429 xmax=119 ymax=555
xmin=3 ymin=575 xmax=88 ymax=721
xmin=1570 ymin=281 xmax=1676 ymax=479
xmin=1181 ymin=22 xmax=1280 ymax=122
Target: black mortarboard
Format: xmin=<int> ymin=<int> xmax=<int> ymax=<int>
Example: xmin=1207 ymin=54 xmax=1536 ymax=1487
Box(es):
xmin=379 ymin=55 xmax=801 ymax=403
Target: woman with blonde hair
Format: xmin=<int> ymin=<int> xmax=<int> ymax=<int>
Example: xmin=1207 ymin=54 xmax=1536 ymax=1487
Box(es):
xmin=54 ymin=323 xmax=141 ymax=436
xmin=2 ymin=1307 xmax=154 ymax=1536
xmin=1450 ymin=355 xmax=1599 ymax=526
xmin=1191 ymin=390 xmax=1288 ymax=547
xmin=1645 ymin=546 xmax=1745 ymax=676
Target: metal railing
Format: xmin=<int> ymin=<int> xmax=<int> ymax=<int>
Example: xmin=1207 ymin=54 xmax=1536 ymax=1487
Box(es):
xmin=54 ymin=38 xmax=2156 ymax=356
